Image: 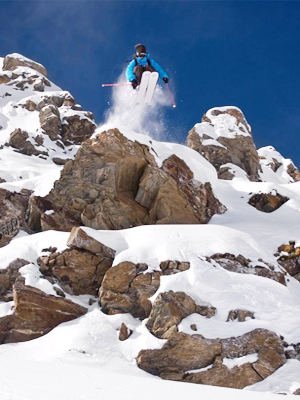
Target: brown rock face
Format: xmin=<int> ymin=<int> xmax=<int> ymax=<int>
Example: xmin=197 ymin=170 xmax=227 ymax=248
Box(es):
xmin=227 ymin=309 xmax=255 ymax=322
xmin=3 ymin=54 xmax=48 ymax=77
xmin=9 ymin=128 xmax=48 ymax=157
xmin=146 ymin=291 xmax=216 ymax=339
xmin=277 ymin=242 xmax=300 ymax=282
xmin=61 ymin=114 xmax=96 ymax=144
xmin=38 ymin=228 xmax=115 ymax=296
xmin=137 ymin=329 xmax=286 ymax=389
xmin=99 ymin=261 xmax=191 ymax=319
xmin=39 ymin=105 xmax=62 ymax=141
xmin=210 ymin=253 xmax=285 ymax=285
xmin=187 ymin=108 xmax=261 ymax=181
xmin=0 ymin=280 xmax=86 ymax=344
xmin=0 ymin=188 xmax=32 ymax=246
xmin=27 ymin=129 xmax=225 ymax=232
xmin=248 ymin=192 xmax=289 ymax=213
xmin=0 ymin=259 xmax=29 ymax=301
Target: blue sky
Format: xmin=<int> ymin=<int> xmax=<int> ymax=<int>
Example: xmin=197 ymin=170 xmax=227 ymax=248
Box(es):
xmin=1 ymin=1 xmax=300 ymax=166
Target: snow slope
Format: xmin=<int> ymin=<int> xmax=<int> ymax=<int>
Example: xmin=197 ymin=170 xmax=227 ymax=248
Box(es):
xmin=0 ymin=62 xmax=300 ymax=398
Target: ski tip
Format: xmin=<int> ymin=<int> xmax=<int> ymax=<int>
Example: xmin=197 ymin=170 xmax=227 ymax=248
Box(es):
xmin=173 ymin=105 xmax=176 ymax=108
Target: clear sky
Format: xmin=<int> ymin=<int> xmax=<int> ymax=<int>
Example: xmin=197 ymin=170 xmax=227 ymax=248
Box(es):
xmin=1 ymin=1 xmax=300 ymax=166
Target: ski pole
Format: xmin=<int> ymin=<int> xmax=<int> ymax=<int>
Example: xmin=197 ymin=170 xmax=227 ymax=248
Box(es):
xmin=102 ymin=83 xmax=132 ymax=87
xmin=166 ymin=83 xmax=176 ymax=108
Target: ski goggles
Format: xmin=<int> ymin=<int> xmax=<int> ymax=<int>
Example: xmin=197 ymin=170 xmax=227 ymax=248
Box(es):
xmin=137 ymin=53 xmax=147 ymax=57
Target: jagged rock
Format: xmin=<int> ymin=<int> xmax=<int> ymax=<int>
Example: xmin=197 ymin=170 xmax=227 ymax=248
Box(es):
xmin=146 ymin=291 xmax=216 ymax=339
xmin=67 ymin=227 xmax=115 ymax=258
xmin=0 ymin=188 xmax=31 ymax=245
xmin=285 ymin=343 xmax=300 ymax=360
xmin=0 ymin=74 xmax=11 ymax=84
xmin=183 ymin=362 xmax=261 ymax=388
xmin=159 ymin=260 xmax=190 ymax=272
xmin=227 ymin=309 xmax=255 ymax=322
xmin=0 ymin=280 xmax=86 ymax=344
xmin=9 ymin=128 xmax=48 ymax=157
xmin=39 ymin=105 xmax=62 ymax=141
xmin=137 ymin=329 xmax=286 ymax=389
xmin=210 ymin=253 xmax=285 ymax=285
xmin=61 ymin=114 xmax=96 ymax=144
xmin=38 ymin=229 xmax=115 ymax=296
xmin=187 ymin=107 xmax=261 ymax=181
xmin=277 ymin=243 xmax=300 ymax=282
xmin=2 ymin=53 xmax=48 ymax=77
xmin=119 ymin=323 xmax=132 ymax=341
xmin=99 ymin=261 xmax=189 ymax=319
xmin=28 ymin=129 xmax=225 ymax=232
xmin=248 ymin=192 xmax=289 ymax=213
xmin=0 ymin=259 xmax=29 ymax=301
xmin=287 ymin=163 xmax=300 ymax=182
xmin=137 ymin=332 xmax=222 ymax=375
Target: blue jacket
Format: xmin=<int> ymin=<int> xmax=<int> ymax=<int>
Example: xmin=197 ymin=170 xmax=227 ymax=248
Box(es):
xmin=126 ymin=53 xmax=169 ymax=82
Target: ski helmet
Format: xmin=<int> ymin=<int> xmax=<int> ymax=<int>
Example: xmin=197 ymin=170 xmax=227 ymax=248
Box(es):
xmin=134 ymin=43 xmax=147 ymax=55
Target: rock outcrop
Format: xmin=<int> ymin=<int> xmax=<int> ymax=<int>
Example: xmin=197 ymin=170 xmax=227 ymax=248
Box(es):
xmin=0 ymin=280 xmax=87 ymax=344
xmin=277 ymin=242 xmax=300 ymax=282
xmin=3 ymin=53 xmax=48 ymax=77
xmin=38 ymin=227 xmax=115 ymax=296
xmin=187 ymin=107 xmax=261 ymax=181
xmin=99 ymin=261 xmax=191 ymax=319
xmin=248 ymin=192 xmax=289 ymax=213
xmin=137 ymin=328 xmax=286 ymax=389
xmin=210 ymin=253 xmax=285 ymax=285
xmin=0 ymin=188 xmax=32 ymax=246
xmin=146 ymin=291 xmax=216 ymax=339
xmin=27 ymin=129 xmax=225 ymax=232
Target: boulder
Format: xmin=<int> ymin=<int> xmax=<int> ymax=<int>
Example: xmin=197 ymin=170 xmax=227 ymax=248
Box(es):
xmin=99 ymin=261 xmax=190 ymax=319
xmin=0 ymin=259 xmax=29 ymax=301
xmin=39 ymin=105 xmax=62 ymax=141
xmin=119 ymin=323 xmax=132 ymax=341
xmin=0 ymin=188 xmax=32 ymax=245
xmin=277 ymin=242 xmax=300 ymax=282
xmin=187 ymin=107 xmax=261 ymax=181
xmin=0 ymin=280 xmax=86 ymax=344
xmin=137 ymin=329 xmax=286 ymax=389
xmin=146 ymin=291 xmax=216 ymax=339
xmin=9 ymin=128 xmax=48 ymax=157
xmin=2 ymin=53 xmax=48 ymax=77
xmin=27 ymin=129 xmax=225 ymax=232
xmin=61 ymin=114 xmax=96 ymax=144
xmin=294 ymin=389 xmax=300 ymax=395
xmin=227 ymin=309 xmax=255 ymax=322
xmin=248 ymin=192 xmax=289 ymax=213
xmin=210 ymin=253 xmax=285 ymax=285
xmin=38 ymin=229 xmax=115 ymax=296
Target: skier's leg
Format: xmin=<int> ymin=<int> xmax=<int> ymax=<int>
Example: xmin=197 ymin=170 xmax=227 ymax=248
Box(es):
xmin=133 ymin=66 xmax=144 ymax=84
xmin=144 ymin=65 xmax=156 ymax=73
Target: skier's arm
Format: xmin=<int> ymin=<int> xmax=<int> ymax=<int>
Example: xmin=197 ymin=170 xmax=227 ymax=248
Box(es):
xmin=149 ymin=58 xmax=169 ymax=80
xmin=126 ymin=60 xmax=137 ymax=82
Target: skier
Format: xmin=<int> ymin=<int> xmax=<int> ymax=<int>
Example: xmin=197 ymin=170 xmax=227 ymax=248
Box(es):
xmin=126 ymin=44 xmax=169 ymax=89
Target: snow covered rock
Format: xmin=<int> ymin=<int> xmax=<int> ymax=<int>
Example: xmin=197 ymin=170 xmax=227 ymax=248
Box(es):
xmin=258 ymin=146 xmax=300 ymax=183
xmin=28 ymin=128 xmax=225 ymax=232
xmin=0 ymin=280 xmax=86 ymax=344
xmin=248 ymin=192 xmax=289 ymax=213
xmin=187 ymin=107 xmax=261 ymax=181
xmin=137 ymin=328 xmax=286 ymax=389
xmin=146 ymin=291 xmax=216 ymax=339
xmin=3 ymin=53 xmax=48 ymax=77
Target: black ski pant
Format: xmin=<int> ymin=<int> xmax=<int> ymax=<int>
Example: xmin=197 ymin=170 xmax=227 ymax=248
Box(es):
xmin=133 ymin=65 xmax=156 ymax=84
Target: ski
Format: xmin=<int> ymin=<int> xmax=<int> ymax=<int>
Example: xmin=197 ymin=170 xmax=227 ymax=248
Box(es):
xmin=144 ymin=72 xmax=159 ymax=105
xmin=136 ymin=71 xmax=151 ymax=105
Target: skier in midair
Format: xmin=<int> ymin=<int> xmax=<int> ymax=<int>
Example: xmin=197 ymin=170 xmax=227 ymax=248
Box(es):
xmin=126 ymin=44 xmax=169 ymax=89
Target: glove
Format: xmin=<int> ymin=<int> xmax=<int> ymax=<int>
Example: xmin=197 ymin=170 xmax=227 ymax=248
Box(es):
xmin=163 ymin=77 xmax=169 ymax=84
xmin=131 ymin=79 xmax=138 ymax=89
